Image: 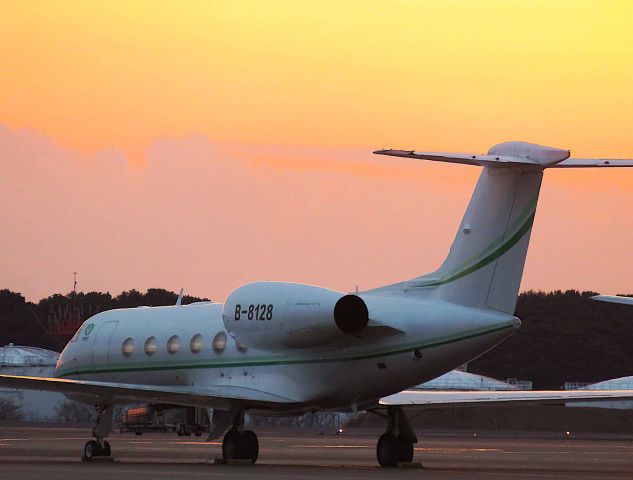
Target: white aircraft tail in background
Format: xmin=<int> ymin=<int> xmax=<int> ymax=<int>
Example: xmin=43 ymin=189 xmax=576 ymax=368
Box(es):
xmin=591 ymin=295 xmax=633 ymax=306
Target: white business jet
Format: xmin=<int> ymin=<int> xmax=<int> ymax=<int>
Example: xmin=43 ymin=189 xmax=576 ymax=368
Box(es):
xmin=3 ymin=141 xmax=633 ymax=467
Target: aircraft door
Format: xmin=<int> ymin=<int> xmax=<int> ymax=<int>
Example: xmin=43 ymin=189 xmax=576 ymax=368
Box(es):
xmin=91 ymin=320 xmax=118 ymax=381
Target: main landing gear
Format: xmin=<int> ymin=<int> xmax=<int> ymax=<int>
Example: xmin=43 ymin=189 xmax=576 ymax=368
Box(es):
xmin=221 ymin=410 xmax=259 ymax=464
xmin=376 ymin=406 xmax=417 ymax=467
xmin=82 ymin=404 xmax=114 ymax=461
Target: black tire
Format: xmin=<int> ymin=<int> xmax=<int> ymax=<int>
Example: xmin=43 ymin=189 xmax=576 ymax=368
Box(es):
xmin=135 ymin=431 xmax=142 ymax=436
xmin=83 ymin=440 xmax=99 ymax=462
xmin=222 ymin=430 xmax=243 ymax=461
xmin=103 ymin=440 xmax=111 ymax=457
xmin=377 ymin=433 xmax=397 ymax=467
xmin=242 ymin=430 xmax=259 ymax=464
xmin=396 ymin=435 xmax=413 ymax=463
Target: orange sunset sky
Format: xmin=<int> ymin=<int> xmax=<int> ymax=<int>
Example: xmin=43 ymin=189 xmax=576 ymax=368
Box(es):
xmin=1 ymin=0 xmax=633 ymax=301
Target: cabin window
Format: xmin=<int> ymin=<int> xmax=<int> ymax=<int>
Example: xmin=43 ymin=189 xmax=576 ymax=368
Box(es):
xmin=236 ymin=339 xmax=248 ymax=353
xmin=167 ymin=335 xmax=180 ymax=354
xmin=190 ymin=334 xmax=203 ymax=353
xmin=121 ymin=337 xmax=135 ymax=357
xmin=212 ymin=332 xmax=227 ymax=353
xmin=144 ymin=336 xmax=157 ymax=356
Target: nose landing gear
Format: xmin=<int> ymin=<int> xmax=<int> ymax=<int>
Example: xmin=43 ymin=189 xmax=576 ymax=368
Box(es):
xmin=83 ymin=439 xmax=111 ymax=460
xmin=82 ymin=404 xmax=114 ymax=462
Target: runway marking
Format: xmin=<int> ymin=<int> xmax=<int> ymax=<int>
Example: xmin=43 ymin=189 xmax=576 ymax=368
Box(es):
xmin=416 ymin=447 xmax=503 ymax=452
xmin=292 ymin=445 xmax=372 ymax=449
xmin=165 ymin=441 xmax=222 ymax=445
xmin=0 ymin=437 xmax=86 ymax=441
xmin=129 ymin=441 xmax=221 ymax=446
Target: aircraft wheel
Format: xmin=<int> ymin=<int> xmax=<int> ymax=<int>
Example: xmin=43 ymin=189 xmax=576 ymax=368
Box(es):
xmin=377 ymin=433 xmax=398 ymax=467
xmin=242 ymin=430 xmax=259 ymax=464
xmin=222 ymin=429 xmax=244 ymax=461
xmin=396 ymin=435 xmax=413 ymax=463
xmin=82 ymin=440 xmax=99 ymax=462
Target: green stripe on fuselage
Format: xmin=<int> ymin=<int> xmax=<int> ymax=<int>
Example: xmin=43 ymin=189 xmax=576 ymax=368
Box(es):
xmin=57 ymin=322 xmax=516 ymax=378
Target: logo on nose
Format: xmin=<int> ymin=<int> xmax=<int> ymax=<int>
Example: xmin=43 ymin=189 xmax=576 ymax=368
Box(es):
xmin=85 ymin=324 xmax=94 ymax=335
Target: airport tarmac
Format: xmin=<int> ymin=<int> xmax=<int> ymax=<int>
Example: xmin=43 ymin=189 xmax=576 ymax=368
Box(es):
xmin=0 ymin=426 xmax=631 ymax=479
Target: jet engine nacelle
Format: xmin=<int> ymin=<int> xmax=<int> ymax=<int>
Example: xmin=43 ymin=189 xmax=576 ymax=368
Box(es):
xmin=222 ymin=282 xmax=369 ymax=350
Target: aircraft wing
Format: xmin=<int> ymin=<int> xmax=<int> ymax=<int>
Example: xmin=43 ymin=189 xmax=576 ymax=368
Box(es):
xmin=0 ymin=374 xmax=299 ymax=410
xmin=380 ymin=389 xmax=633 ymax=408
xmin=590 ymin=295 xmax=633 ymax=306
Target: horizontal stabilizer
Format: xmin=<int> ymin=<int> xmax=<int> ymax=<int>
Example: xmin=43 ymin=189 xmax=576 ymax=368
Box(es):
xmin=553 ymin=158 xmax=633 ymax=168
xmin=380 ymin=388 xmax=633 ymax=408
xmin=374 ymin=141 xmax=570 ymax=168
xmin=374 ymin=149 xmax=553 ymax=168
xmin=591 ymin=295 xmax=633 ymax=306
xmin=375 ymin=141 xmax=633 ymax=169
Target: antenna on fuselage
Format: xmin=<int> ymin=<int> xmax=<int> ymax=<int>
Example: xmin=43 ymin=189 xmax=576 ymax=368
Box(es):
xmin=176 ymin=288 xmax=184 ymax=306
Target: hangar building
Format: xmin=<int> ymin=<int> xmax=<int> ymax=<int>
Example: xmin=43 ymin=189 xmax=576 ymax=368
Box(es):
xmin=415 ymin=369 xmax=521 ymax=391
xmin=567 ymin=376 xmax=633 ymax=410
xmin=0 ymin=344 xmax=66 ymax=421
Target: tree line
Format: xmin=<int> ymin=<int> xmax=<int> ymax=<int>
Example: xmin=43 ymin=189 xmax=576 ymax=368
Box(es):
xmin=0 ymin=288 xmax=208 ymax=352
xmin=469 ymin=290 xmax=633 ymax=389
xmin=1 ymin=288 xmax=632 ymax=389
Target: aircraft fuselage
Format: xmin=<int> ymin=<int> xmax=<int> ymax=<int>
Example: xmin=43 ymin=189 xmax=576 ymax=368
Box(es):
xmin=54 ymin=297 xmax=520 ymax=412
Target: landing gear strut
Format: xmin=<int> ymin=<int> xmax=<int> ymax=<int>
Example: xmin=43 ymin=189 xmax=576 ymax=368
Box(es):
xmin=82 ymin=404 xmax=114 ymax=461
xmin=376 ymin=406 xmax=416 ymax=467
xmin=221 ymin=410 xmax=259 ymax=464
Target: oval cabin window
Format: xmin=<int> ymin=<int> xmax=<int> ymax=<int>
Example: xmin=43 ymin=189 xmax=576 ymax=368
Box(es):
xmin=144 ymin=336 xmax=157 ymax=356
xmin=236 ymin=339 xmax=248 ymax=353
xmin=212 ymin=332 xmax=227 ymax=353
xmin=121 ymin=337 xmax=135 ymax=357
xmin=167 ymin=335 xmax=180 ymax=354
xmin=190 ymin=334 xmax=203 ymax=354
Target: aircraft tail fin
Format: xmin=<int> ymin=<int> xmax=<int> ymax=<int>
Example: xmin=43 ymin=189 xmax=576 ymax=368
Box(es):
xmin=371 ymin=141 xmax=633 ymax=314
xmin=405 ymin=164 xmax=542 ymax=314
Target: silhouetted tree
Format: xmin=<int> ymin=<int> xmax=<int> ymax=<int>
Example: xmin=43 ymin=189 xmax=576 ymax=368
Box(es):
xmin=1 ymin=288 xmax=208 ymax=349
xmin=470 ymin=290 xmax=633 ymax=389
